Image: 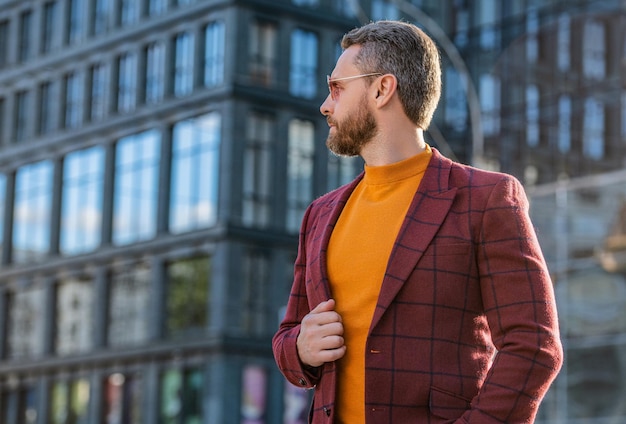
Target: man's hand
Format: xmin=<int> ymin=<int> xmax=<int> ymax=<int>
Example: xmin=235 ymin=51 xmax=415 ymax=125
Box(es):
xmin=297 ymin=299 xmax=346 ymax=367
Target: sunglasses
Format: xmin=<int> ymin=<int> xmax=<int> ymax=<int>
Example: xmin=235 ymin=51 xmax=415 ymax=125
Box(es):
xmin=326 ymin=72 xmax=383 ymax=101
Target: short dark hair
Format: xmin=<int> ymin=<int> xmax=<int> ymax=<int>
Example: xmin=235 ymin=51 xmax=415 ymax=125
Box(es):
xmin=341 ymin=20 xmax=441 ymax=129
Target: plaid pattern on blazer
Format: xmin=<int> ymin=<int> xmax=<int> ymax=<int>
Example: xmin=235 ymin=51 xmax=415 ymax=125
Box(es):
xmin=273 ymin=149 xmax=563 ymax=423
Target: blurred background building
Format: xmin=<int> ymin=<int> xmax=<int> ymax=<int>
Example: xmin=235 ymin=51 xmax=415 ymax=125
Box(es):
xmin=0 ymin=0 xmax=624 ymax=423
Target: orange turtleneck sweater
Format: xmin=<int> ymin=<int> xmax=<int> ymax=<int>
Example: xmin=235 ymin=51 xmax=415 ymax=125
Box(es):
xmin=327 ymin=145 xmax=432 ymax=423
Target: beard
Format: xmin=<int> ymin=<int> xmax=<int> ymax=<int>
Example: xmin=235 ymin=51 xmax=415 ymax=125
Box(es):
xmin=326 ymin=94 xmax=377 ymax=157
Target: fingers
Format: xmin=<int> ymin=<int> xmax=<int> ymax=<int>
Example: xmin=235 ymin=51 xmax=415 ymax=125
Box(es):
xmin=297 ymin=299 xmax=346 ymax=367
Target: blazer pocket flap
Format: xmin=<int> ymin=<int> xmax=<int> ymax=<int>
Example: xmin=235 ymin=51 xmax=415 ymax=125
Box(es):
xmin=429 ymin=386 xmax=471 ymax=420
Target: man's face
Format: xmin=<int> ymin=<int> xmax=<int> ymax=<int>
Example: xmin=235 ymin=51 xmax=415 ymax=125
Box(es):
xmin=325 ymin=92 xmax=377 ymax=157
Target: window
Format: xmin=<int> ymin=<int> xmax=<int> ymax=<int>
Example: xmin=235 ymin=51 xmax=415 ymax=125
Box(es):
xmin=13 ymin=160 xmax=53 ymax=263
xmin=526 ymin=8 xmax=538 ymax=62
xmin=18 ymin=10 xmax=32 ymax=62
xmin=526 ymin=85 xmax=539 ymax=147
xmin=103 ymin=372 xmax=143 ymax=423
xmin=0 ymin=20 xmax=8 ymax=68
xmin=290 ymin=29 xmax=318 ymax=99
xmin=165 ymin=256 xmax=210 ymax=337
xmin=583 ymin=20 xmax=605 ymax=80
xmin=204 ymin=21 xmax=225 ymax=87
xmin=558 ymin=95 xmax=571 ymax=153
xmin=241 ymin=251 xmax=269 ymax=335
xmin=371 ymin=0 xmax=399 ymax=20
xmin=241 ymin=365 xmax=268 ymax=423
xmin=64 ymin=72 xmax=83 ymax=129
xmin=160 ymin=368 xmax=204 ymax=423
xmin=622 ymin=91 xmax=626 ymax=139
xmin=55 ymin=277 xmax=94 ymax=355
xmin=170 ymin=113 xmax=221 ymax=233
xmin=557 ymin=14 xmax=570 ymax=71
xmin=89 ymin=63 xmax=108 ymax=121
xmin=327 ymin=154 xmax=359 ymax=192
xmin=39 ymin=81 xmax=59 ymax=134
xmin=0 ymin=173 xmax=5 ymax=261
xmin=67 ymin=0 xmax=84 ymax=45
xmin=249 ymin=21 xmax=277 ymax=86
xmin=15 ymin=90 xmax=31 ymax=142
xmin=108 ymin=263 xmax=151 ymax=346
xmin=583 ymin=98 xmax=604 ymax=160
xmin=148 ymin=0 xmax=167 ymax=16
xmin=42 ymin=1 xmax=59 ymax=54
xmin=174 ymin=32 xmax=195 ymax=97
xmin=287 ymin=119 xmax=314 ymax=232
xmin=444 ymin=67 xmax=468 ymax=132
xmin=117 ymin=52 xmax=137 ymax=113
xmin=113 ymin=129 xmax=160 ymax=245
xmin=293 ymin=0 xmax=318 ymax=5
xmin=6 ymin=286 xmax=46 ymax=358
xmin=145 ymin=42 xmax=165 ymax=104
xmin=120 ymin=0 xmax=139 ymax=26
xmin=479 ymin=74 xmax=500 ymax=136
xmin=61 ymin=146 xmax=104 ymax=255
xmin=243 ymin=113 xmax=273 ymax=228
xmin=93 ymin=0 xmax=113 ymax=35
xmin=49 ymin=378 xmax=90 ymax=424
xmin=8 ymin=385 xmax=39 ymax=424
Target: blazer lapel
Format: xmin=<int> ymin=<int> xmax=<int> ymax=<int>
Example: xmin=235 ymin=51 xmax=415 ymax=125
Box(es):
xmin=370 ymin=150 xmax=457 ymax=331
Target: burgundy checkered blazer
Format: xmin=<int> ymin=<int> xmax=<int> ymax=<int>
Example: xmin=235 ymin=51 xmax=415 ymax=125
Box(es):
xmin=273 ymin=148 xmax=563 ymax=423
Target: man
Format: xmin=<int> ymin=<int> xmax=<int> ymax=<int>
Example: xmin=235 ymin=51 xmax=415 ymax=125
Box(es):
xmin=273 ymin=20 xmax=562 ymax=423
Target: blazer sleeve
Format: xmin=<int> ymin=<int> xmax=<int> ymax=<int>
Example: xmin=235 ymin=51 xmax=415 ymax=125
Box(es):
xmin=272 ymin=205 xmax=321 ymax=389
xmin=459 ymin=175 xmax=563 ymax=423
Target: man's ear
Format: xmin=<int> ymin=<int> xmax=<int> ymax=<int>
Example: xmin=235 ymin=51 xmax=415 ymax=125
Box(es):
xmin=374 ymin=74 xmax=397 ymax=107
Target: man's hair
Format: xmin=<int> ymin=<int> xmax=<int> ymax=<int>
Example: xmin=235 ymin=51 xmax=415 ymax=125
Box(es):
xmin=341 ymin=20 xmax=441 ymax=129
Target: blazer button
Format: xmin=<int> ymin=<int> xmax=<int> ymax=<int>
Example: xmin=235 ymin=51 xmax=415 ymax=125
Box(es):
xmin=323 ymin=407 xmax=331 ymax=416
xmin=298 ymin=378 xmax=307 ymax=386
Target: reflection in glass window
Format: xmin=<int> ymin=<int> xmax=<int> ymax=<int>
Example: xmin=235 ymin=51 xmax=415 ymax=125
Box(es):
xmin=61 ymin=147 xmax=104 ymax=254
xmin=6 ymin=286 xmax=46 ymax=358
xmin=117 ymin=52 xmax=137 ymax=113
xmin=55 ymin=278 xmax=93 ymax=355
xmin=327 ymin=153 xmax=359 ymax=192
xmin=204 ymin=21 xmax=225 ymax=87
xmin=145 ymin=42 xmax=165 ymax=104
xmin=64 ymin=72 xmax=83 ymax=129
xmin=13 ymin=160 xmax=53 ymax=263
xmin=149 ymin=0 xmax=167 ymax=16
xmin=290 ymin=29 xmax=318 ymax=99
xmin=583 ymin=98 xmax=604 ymax=160
xmin=583 ymin=20 xmax=605 ymax=80
xmin=558 ymin=95 xmax=571 ymax=153
xmin=249 ymin=21 xmax=277 ymax=86
xmin=526 ymin=85 xmax=539 ymax=147
xmin=243 ymin=113 xmax=273 ymax=228
xmin=525 ymin=8 xmax=538 ymax=62
xmin=0 ymin=20 xmax=8 ymax=68
xmin=103 ymin=372 xmax=143 ymax=423
xmin=18 ymin=10 xmax=32 ymax=62
xmin=49 ymin=378 xmax=90 ymax=424
xmin=113 ymin=129 xmax=160 ymax=245
xmin=160 ymin=368 xmax=204 ymax=423
xmin=174 ymin=32 xmax=195 ymax=97
xmin=108 ymin=264 xmax=151 ymax=346
xmin=241 ymin=250 xmax=269 ymax=336
xmin=166 ymin=256 xmax=210 ymax=336
xmin=287 ymin=119 xmax=314 ymax=232
xmin=12 ymin=385 xmax=39 ymax=424
xmin=170 ymin=113 xmax=220 ymax=233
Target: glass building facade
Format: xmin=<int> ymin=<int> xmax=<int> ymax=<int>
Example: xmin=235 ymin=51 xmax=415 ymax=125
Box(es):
xmin=0 ymin=0 xmax=624 ymax=422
